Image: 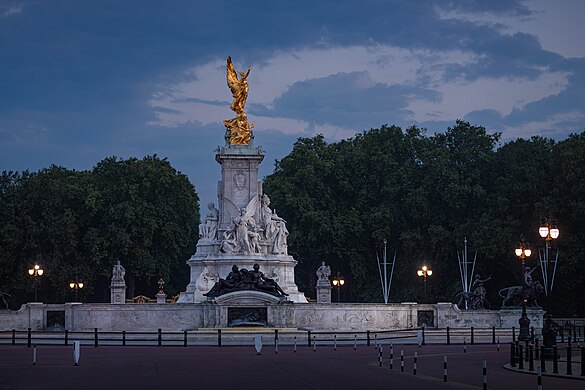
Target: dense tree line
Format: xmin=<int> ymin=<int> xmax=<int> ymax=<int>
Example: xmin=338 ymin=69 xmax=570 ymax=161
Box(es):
xmin=264 ymin=121 xmax=585 ymax=316
xmin=0 ymin=156 xmax=199 ymax=307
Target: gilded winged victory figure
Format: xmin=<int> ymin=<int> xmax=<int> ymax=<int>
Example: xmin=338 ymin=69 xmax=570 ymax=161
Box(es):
xmin=224 ymin=56 xmax=254 ymax=145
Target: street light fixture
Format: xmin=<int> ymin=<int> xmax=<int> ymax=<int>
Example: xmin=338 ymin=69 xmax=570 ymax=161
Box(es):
xmin=417 ymin=265 xmax=432 ymax=302
xmin=69 ymin=282 xmax=84 ymax=302
xmin=332 ymin=271 xmax=345 ymax=302
xmin=538 ymin=217 xmax=560 ymax=297
xmin=514 ymin=235 xmax=532 ymax=267
xmin=28 ymin=264 xmax=43 ymax=302
xmin=538 ymin=217 xmax=560 ymax=357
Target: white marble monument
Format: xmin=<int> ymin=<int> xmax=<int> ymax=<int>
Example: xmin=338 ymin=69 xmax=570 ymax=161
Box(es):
xmin=177 ymin=57 xmax=306 ymax=303
xmin=110 ymin=261 xmax=126 ymax=304
xmin=315 ymin=261 xmax=332 ymax=303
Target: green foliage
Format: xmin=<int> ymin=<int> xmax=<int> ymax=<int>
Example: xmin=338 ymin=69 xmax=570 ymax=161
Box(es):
xmin=0 ymin=156 xmax=199 ymax=307
xmin=264 ymin=122 xmax=585 ymax=315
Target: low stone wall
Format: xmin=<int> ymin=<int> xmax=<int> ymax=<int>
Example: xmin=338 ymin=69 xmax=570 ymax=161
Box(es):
xmin=0 ymin=301 xmax=543 ymax=331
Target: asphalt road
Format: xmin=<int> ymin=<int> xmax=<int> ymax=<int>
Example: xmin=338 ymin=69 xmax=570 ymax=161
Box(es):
xmin=0 ymin=344 xmax=582 ymax=389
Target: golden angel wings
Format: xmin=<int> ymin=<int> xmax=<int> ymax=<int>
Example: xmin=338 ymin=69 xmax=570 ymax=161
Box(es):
xmin=226 ymin=56 xmax=251 ymax=115
xmin=224 ymin=56 xmax=254 ymax=145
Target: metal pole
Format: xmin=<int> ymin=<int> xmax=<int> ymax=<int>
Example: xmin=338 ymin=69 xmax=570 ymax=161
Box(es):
xmin=443 ymin=356 xmax=448 ymax=382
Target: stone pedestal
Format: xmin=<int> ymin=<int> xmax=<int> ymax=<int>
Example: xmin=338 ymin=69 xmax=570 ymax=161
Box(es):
xmin=110 ymin=282 xmax=126 ymax=304
xmin=316 ymin=282 xmax=332 ymax=303
xmin=178 ymin=143 xmax=307 ymax=304
xmin=156 ymin=293 xmax=166 ymax=304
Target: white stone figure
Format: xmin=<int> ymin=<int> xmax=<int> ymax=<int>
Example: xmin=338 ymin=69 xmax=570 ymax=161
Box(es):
xmin=316 ymin=261 xmax=331 ymax=282
xmin=198 ymin=202 xmax=219 ymax=241
xmin=260 ymin=194 xmax=289 ymax=255
xmin=220 ymin=195 xmax=260 ymax=255
xmin=195 ymin=266 xmax=220 ymax=292
xmin=112 ymin=261 xmax=125 ymax=282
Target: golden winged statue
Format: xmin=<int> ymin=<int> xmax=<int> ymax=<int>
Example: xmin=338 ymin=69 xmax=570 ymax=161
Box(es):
xmin=224 ymin=56 xmax=254 ymax=145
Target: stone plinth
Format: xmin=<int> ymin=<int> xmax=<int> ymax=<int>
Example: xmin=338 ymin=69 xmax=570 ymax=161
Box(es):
xmin=110 ymin=282 xmax=126 ymax=304
xmin=156 ymin=293 xmax=166 ymax=304
xmin=316 ymin=281 xmax=332 ymax=303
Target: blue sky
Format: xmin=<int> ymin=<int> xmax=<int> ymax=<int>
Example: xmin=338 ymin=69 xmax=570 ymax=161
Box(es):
xmin=1 ymin=0 xmax=584 ymax=206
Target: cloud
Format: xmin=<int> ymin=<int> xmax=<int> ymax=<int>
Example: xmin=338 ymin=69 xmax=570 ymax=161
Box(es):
xmin=436 ymin=0 xmax=585 ymax=58
xmin=149 ymin=42 xmax=570 ymax=139
xmin=1 ymin=2 xmax=23 ymax=17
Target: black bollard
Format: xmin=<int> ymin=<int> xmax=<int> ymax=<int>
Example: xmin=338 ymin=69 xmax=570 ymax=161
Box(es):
xmin=122 ymin=330 xmax=126 ymax=346
xmin=540 ymin=345 xmax=546 ymax=373
xmin=528 ymin=344 xmax=534 ymax=371
xmin=378 ymin=347 xmax=383 ymax=367
xmin=535 ymin=338 xmax=540 ymax=360
xmin=64 ymin=329 xmax=68 ymax=346
xmin=217 ymin=329 xmax=221 ymax=347
xmin=537 ymin=367 xmax=542 ymax=390
xmin=183 ymin=330 xmax=187 ymax=347
xmin=27 ymin=328 xmax=32 ymax=348
xmin=307 ymin=330 xmax=312 ymax=347
xmin=510 ymin=342 xmax=517 ymax=367
xmin=471 ymin=327 xmax=475 ymax=345
xmin=400 ymin=350 xmax=404 ymax=372
xmin=553 ymin=345 xmax=559 ymax=373
xmin=512 ymin=326 xmax=516 ymax=342
xmin=492 ymin=326 xmax=496 ymax=344
xmin=566 ymin=345 xmax=572 ymax=375
xmin=94 ymin=328 xmax=98 ymax=348
xmin=443 ymin=356 xmax=448 ymax=382
xmin=413 ymin=351 xmax=417 ymax=375
xmin=367 ymin=330 xmax=371 ymax=347
xmin=12 ymin=329 xmax=15 ymax=345
xmin=518 ymin=344 xmax=524 ymax=369
xmin=447 ymin=326 xmax=451 ymax=345
xmin=158 ymin=328 xmax=162 ymax=347
xmin=422 ymin=326 xmax=426 ymax=346
xmin=482 ymin=360 xmax=487 ymax=390
xmin=274 ymin=329 xmax=278 ymax=348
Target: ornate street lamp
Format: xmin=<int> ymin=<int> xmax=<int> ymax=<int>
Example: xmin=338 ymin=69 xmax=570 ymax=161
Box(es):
xmin=417 ymin=265 xmax=432 ymax=302
xmin=332 ymin=271 xmax=345 ymax=302
xmin=69 ymin=282 xmax=84 ymax=302
xmin=514 ymin=235 xmax=532 ymax=267
xmin=513 ymin=238 xmax=532 ymax=342
xmin=538 ymin=217 xmax=560 ymax=357
xmin=538 ymin=217 xmax=560 ymax=297
xmin=28 ymin=264 xmax=44 ymax=302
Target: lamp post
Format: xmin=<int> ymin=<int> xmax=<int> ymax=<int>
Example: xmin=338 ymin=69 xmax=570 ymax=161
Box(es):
xmin=417 ymin=265 xmax=432 ymax=303
xmin=69 ymin=282 xmax=84 ymax=302
xmin=538 ymin=217 xmax=559 ymax=297
xmin=332 ymin=271 xmax=345 ymax=302
xmin=539 ymin=217 xmax=560 ymax=357
xmin=514 ymin=236 xmax=532 ymax=341
xmin=28 ymin=264 xmax=44 ymax=302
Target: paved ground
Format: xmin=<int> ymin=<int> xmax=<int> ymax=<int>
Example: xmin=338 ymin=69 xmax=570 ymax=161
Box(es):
xmin=0 ymin=344 xmax=583 ymax=389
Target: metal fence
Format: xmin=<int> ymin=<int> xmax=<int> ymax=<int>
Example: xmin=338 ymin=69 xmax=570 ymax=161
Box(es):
xmin=0 ymin=326 xmax=535 ymax=348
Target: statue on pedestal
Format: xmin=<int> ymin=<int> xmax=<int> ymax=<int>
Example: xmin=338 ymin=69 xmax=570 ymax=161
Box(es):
xmin=316 ymin=261 xmax=331 ymax=282
xmin=112 ymin=261 xmax=125 ymax=282
xmin=199 ymin=202 xmax=219 ymax=241
xmin=220 ymin=195 xmax=261 ymax=255
xmin=224 ymin=56 xmax=254 ymax=145
xmin=260 ymin=194 xmax=289 ymax=255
